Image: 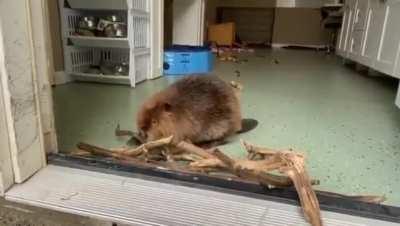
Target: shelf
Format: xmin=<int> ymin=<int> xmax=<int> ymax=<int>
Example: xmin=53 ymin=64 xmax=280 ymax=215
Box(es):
xmin=70 ymin=72 xmax=130 ymax=85
xmin=68 ymin=36 xmax=129 ymax=49
xmin=65 ymin=0 xmax=128 ymax=10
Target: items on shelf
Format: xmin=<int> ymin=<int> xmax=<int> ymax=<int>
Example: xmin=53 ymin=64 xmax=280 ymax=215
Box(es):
xmin=76 ymin=15 xmax=127 ymax=38
xmin=84 ymin=61 xmax=129 ymax=76
xmin=59 ymin=0 xmax=151 ymax=86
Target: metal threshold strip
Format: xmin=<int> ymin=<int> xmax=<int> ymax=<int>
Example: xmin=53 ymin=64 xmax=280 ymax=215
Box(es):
xmin=5 ymin=165 xmax=400 ymax=226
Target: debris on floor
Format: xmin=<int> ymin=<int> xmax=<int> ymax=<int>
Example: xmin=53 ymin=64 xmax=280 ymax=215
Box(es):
xmin=211 ymin=46 xmax=255 ymax=55
xmin=218 ymin=52 xmax=239 ymax=63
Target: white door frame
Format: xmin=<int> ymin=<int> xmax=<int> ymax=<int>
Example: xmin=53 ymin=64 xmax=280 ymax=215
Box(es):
xmin=0 ymin=46 xmax=14 ymax=194
xmin=172 ymin=0 xmax=206 ymax=46
xmin=0 ymin=0 xmax=55 ymax=192
xmin=0 ymin=0 xmax=165 ymax=194
xmin=150 ymin=0 xmax=165 ymax=79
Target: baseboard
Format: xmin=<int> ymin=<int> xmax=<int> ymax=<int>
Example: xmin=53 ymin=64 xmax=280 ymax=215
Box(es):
xmin=54 ymin=71 xmax=73 ymax=85
xmin=271 ymin=43 xmax=328 ymax=49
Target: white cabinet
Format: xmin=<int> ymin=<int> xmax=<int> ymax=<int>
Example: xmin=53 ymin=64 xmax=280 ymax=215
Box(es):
xmin=338 ymin=0 xmax=400 ymax=79
xmin=338 ymin=0 xmax=400 ymax=107
xmin=374 ymin=0 xmax=400 ymax=76
xmin=362 ymin=0 xmax=389 ymax=66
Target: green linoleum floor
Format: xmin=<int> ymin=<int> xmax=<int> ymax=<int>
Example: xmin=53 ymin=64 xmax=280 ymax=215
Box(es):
xmin=53 ymin=48 xmax=400 ymax=206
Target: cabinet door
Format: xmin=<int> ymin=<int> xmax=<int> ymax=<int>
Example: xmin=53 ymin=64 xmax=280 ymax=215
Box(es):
xmin=374 ymin=0 xmax=400 ymax=77
xmin=336 ymin=4 xmax=350 ymax=56
xmin=362 ymin=0 xmax=387 ymax=65
xmin=348 ymin=0 xmax=369 ymax=60
xmin=353 ymin=0 xmax=370 ymax=30
xmin=337 ymin=0 xmax=357 ymax=56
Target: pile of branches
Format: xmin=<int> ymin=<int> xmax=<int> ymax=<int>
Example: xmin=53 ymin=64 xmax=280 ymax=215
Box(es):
xmin=73 ymin=127 xmax=385 ymax=226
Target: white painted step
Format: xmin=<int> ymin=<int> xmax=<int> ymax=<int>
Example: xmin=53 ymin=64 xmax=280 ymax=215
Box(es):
xmin=5 ymin=165 xmax=399 ymax=226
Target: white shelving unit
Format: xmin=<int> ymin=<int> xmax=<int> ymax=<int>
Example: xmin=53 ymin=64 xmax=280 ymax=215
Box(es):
xmin=59 ymin=0 xmax=151 ymax=87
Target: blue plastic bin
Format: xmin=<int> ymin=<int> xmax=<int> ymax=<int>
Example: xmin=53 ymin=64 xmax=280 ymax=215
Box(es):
xmin=164 ymin=45 xmax=215 ymax=75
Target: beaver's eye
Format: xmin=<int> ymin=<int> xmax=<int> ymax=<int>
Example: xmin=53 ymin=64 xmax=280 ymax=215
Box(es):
xmin=151 ymin=119 xmax=158 ymax=125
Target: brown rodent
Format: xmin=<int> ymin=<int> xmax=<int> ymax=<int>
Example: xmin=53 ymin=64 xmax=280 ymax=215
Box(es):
xmin=136 ymin=75 xmax=242 ymax=145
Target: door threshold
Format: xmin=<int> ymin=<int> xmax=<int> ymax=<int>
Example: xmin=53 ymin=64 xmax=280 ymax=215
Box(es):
xmin=5 ymin=165 xmax=400 ymax=226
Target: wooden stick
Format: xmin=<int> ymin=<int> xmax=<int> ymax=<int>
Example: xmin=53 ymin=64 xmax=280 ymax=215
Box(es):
xmin=173 ymin=154 xmax=204 ymax=162
xmin=278 ymin=152 xmax=322 ymax=226
xmin=212 ymin=149 xmax=298 ymax=188
xmin=241 ymin=140 xmax=282 ymax=160
xmin=122 ymin=136 xmax=174 ymax=156
xmin=190 ymin=158 xmax=226 ymax=169
xmin=77 ymin=142 xmax=139 ymax=162
xmin=175 ymin=140 xmax=216 ymax=159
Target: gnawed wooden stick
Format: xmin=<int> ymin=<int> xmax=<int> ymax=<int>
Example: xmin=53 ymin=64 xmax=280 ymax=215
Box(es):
xmin=212 ymin=149 xmax=322 ymax=226
xmin=190 ymin=146 xmax=319 ymax=187
xmin=173 ymin=153 xmax=204 ymax=162
xmin=211 ymin=149 xmax=296 ymax=189
xmin=278 ymin=152 xmax=322 ymax=226
xmin=122 ymin=136 xmax=174 ymax=156
xmin=175 ymin=140 xmax=217 ymax=159
xmin=77 ymin=142 xmax=138 ymax=162
xmin=242 ymin=140 xmax=290 ymax=160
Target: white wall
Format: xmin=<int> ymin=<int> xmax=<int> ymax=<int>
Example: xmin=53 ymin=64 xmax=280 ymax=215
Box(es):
xmin=205 ymin=0 xmax=329 ymax=46
xmin=173 ymin=0 xmax=205 ymax=46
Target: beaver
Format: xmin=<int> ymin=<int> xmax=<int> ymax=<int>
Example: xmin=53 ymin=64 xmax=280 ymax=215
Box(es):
xmin=136 ymin=75 xmax=243 ymax=145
